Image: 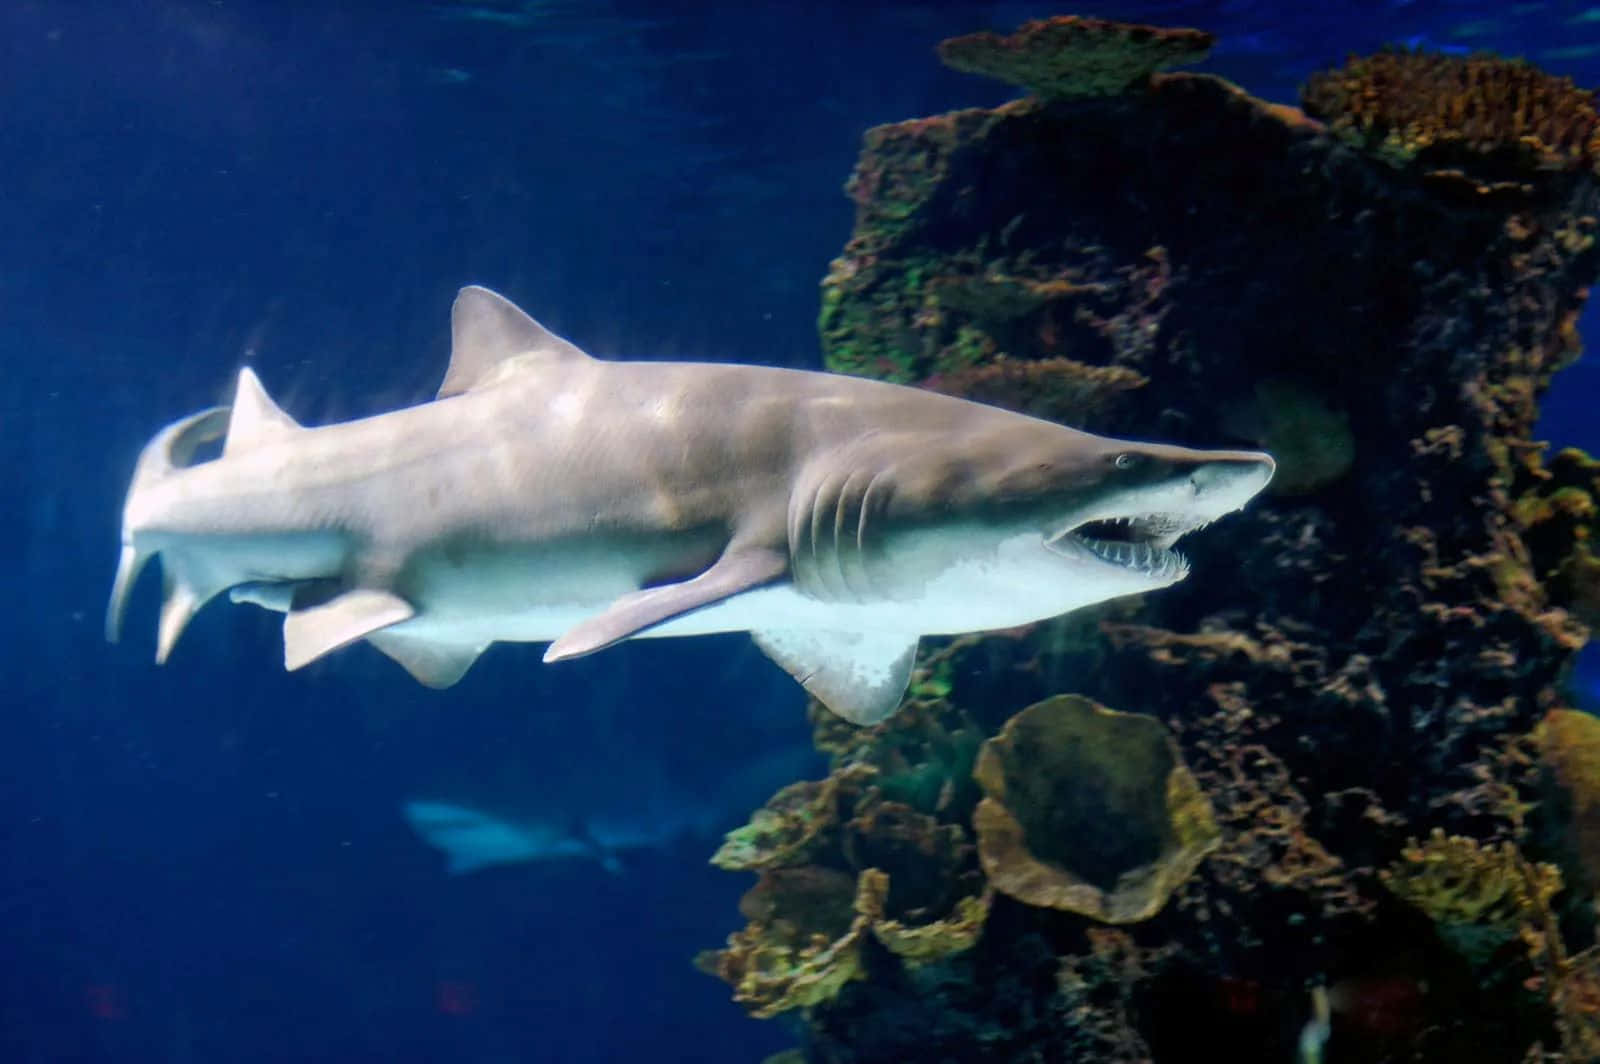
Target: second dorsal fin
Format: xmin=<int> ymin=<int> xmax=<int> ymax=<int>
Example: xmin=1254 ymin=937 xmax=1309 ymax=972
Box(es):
xmin=224 ymin=368 xmax=302 ymax=457
xmin=438 ymin=286 xmax=592 ymax=399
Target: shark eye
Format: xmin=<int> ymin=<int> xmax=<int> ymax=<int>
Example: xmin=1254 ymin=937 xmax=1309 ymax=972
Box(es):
xmin=1113 ymin=453 xmax=1141 ymax=471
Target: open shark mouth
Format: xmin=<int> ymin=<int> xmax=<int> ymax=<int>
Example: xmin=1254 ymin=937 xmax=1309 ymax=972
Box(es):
xmin=1047 ymin=513 xmax=1200 ymax=579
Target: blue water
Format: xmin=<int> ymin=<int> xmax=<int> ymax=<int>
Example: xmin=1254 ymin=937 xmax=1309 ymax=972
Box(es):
xmin=4 ymin=2 xmax=1600 ymax=1061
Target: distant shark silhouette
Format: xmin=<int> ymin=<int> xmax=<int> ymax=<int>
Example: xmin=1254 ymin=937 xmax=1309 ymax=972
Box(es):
xmin=108 ymin=286 xmax=1273 ymax=724
xmin=402 ymin=744 xmax=821 ymax=875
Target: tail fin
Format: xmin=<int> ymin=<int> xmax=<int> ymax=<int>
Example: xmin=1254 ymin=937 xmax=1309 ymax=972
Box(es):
xmin=401 ymin=800 xmax=538 ymax=876
xmin=105 ymin=405 xmax=231 ymax=644
xmin=107 ymin=369 xmax=305 ymax=656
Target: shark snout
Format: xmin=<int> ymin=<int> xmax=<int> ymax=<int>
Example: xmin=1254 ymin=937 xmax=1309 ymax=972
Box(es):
xmin=1187 ymin=451 xmax=1276 ymax=503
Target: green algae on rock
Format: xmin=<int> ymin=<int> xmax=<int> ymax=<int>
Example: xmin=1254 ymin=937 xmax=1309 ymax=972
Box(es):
xmin=972 ymin=695 xmax=1219 ymax=923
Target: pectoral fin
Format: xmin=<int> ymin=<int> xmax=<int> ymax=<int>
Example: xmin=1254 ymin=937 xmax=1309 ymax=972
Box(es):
xmin=283 ymin=589 xmax=415 ymax=671
xmin=753 ymin=629 xmax=919 ymax=726
xmin=544 ymin=546 xmax=787 ymax=662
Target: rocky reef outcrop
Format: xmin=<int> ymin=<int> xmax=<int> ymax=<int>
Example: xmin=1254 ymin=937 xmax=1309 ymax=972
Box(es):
xmin=708 ymin=15 xmax=1600 ymax=1062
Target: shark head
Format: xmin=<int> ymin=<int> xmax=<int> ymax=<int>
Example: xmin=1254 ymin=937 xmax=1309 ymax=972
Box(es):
xmin=789 ymin=417 xmax=1275 ymax=630
xmin=1035 ymin=439 xmax=1276 ymax=595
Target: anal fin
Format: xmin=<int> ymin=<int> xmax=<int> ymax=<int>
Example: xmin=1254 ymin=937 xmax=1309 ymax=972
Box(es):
xmin=544 ymin=546 xmax=787 ymax=662
xmin=753 ymin=629 xmax=919 ymax=726
xmin=367 ymin=631 xmax=484 ymax=688
xmin=283 ymin=589 xmax=414 ymax=671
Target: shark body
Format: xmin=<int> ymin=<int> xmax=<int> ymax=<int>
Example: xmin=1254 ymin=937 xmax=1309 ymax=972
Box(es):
xmin=108 ymin=287 xmax=1274 ymax=723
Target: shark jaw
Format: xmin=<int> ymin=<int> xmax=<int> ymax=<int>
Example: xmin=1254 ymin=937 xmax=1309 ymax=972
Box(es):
xmin=1042 ymin=451 xmax=1276 ymax=588
xmin=1046 ymin=514 xmax=1195 ymax=584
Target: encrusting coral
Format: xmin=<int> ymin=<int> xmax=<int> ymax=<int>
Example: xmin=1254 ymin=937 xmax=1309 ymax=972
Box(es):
xmin=971 ymin=694 xmax=1220 ymax=923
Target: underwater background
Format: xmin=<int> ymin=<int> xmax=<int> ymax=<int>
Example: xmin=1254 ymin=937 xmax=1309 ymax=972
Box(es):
xmin=5 ymin=2 xmax=1600 ymax=1062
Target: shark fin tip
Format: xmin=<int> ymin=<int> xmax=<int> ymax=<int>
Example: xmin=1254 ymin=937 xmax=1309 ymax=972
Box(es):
xmin=224 ymin=368 xmax=301 ymax=457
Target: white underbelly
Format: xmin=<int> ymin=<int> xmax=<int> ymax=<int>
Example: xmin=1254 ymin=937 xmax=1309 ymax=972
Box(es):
xmin=381 ymin=538 xmax=1115 ymax=648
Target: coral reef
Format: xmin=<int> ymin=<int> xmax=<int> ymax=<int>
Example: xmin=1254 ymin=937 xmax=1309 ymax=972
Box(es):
xmin=1302 ymin=50 xmax=1600 ymax=184
xmin=708 ymin=15 xmax=1600 ymax=1061
xmin=938 ymin=15 xmax=1213 ymax=100
xmin=971 ymin=694 xmax=1219 ymax=923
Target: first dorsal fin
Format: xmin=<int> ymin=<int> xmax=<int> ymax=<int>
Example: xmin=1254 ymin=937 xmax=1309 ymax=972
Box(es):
xmin=224 ymin=367 xmax=301 ymax=457
xmin=438 ymin=286 xmax=591 ymax=399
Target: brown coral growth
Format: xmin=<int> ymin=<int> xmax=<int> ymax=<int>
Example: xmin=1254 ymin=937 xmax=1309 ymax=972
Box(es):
xmin=1302 ymin=50 xmax=1600 ymax=179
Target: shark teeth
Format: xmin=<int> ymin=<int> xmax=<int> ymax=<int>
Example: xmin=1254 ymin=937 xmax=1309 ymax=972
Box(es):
xmin=1056 ymin=511 xmax=1198 ymax=579
xmin=1075 ymin=537 xmax=1189 ymax=578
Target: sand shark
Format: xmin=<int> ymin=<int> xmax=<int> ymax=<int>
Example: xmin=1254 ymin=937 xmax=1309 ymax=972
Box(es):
xmin=402 ymin=743 xmax=823 ymax=876
xmin=107 ymin=286 xmax=1274 ymax=724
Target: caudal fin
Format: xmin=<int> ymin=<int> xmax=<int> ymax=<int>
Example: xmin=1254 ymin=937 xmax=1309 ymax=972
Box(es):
xmin=106 ymin=405 xmax=231 ymax=644
xmin=107 ymin=368 xmax=308 ymax=658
